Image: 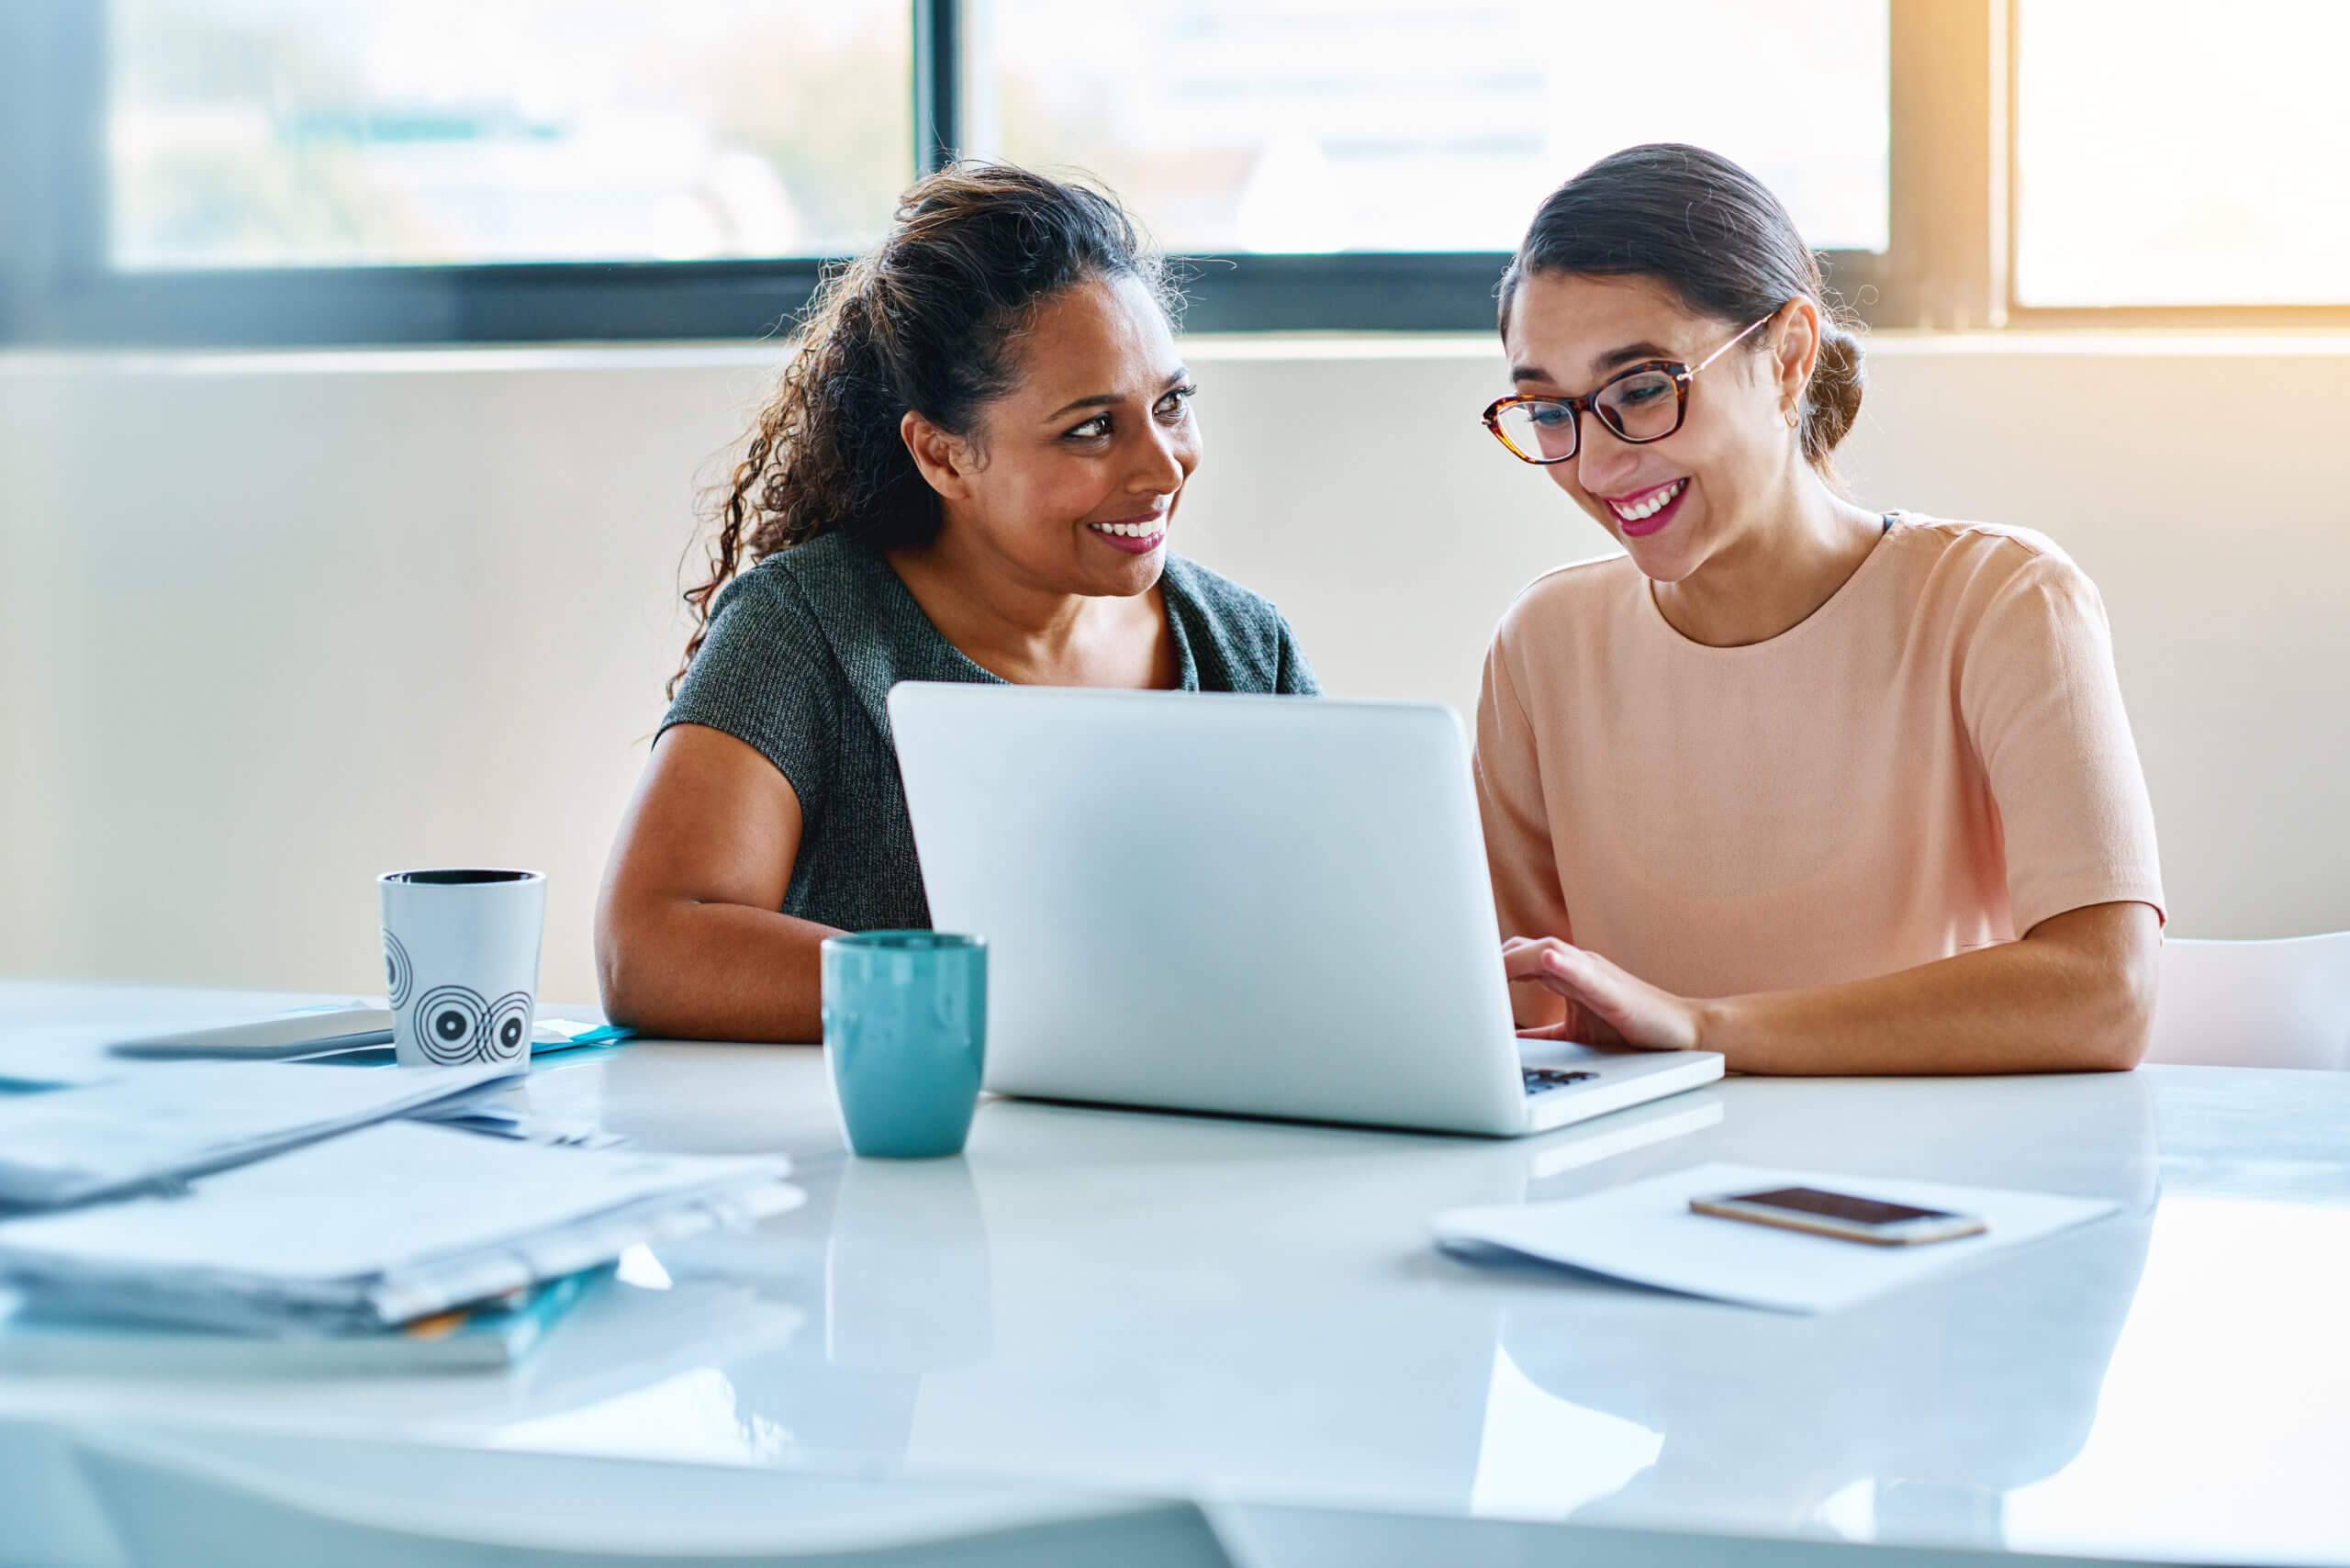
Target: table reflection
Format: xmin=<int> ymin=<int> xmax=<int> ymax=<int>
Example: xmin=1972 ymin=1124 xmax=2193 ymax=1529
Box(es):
xmin=520 ymin=1060 xmax=2178 ymax=1549
xmin=1479 ymin=1070 xmax=2159 ymax=1551
xmin=707 ymin=1090 xmax=1727 ymax=1506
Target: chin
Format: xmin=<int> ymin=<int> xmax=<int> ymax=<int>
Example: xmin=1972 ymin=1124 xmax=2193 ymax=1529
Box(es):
xmin=1057 ymin=548 xmax=1165 ymax=599
xmin=1622 ymin=537 xmax=1703 ymax=585
xmin=1102 ymin=554 xmax=1168 ymax=598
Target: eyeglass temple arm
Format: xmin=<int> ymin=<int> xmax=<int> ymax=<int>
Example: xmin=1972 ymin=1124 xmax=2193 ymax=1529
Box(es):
xmin=1693 ymin=310 xmax=1776 ymax=374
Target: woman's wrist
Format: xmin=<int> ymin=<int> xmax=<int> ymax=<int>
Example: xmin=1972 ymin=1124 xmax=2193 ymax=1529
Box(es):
xmin=1693 ymin=995 xmax=1753 ymax=1071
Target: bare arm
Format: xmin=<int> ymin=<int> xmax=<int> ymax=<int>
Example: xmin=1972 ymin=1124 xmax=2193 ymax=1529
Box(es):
xmin=595 ymin=723 xmax=839 ymax=1042
xmin=1505 ymin=901 xmax=2161 ymax=1075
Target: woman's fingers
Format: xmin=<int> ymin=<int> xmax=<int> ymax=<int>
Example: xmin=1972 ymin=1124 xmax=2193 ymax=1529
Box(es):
xmin=1502 ymin=936 xmax=1579 ymax=986
xmin=1543 ymin=946 xmax=1629 ymax=1019
xmin=1503 ymin=936 xmax=1699 ymax=1052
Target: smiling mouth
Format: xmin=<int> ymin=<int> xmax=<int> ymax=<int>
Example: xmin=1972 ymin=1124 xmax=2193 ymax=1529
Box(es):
xmin=1605 ymin=479 xmax=1686 ymax=524
xmin=1085 ymin=508 xmax=1169 ymax=558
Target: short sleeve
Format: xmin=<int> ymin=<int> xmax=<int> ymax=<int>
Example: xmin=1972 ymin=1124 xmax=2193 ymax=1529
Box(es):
xmin=660 ymin=566 xmax=841 ymax=822
xmin=1473 ymin=628 xmax=1574 ymax=1025
xmin=1957 ymin=552 xmax=2165 ymax=935
xmin=1274 ymin=616 xmax=1322 ymax=695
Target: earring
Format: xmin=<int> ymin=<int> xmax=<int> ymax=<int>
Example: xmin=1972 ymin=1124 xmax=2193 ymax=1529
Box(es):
xmin=1784 ymin=405 xmax=1799 ymax=429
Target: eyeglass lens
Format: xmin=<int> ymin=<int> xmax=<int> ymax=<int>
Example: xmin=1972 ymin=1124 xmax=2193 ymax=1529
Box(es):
xmin=1494 ymin=368 xmax=1684 ymax=461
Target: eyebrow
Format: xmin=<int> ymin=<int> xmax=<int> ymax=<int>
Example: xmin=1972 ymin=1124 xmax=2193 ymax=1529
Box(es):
xmin=1044 ymin=367 xmax=1191 ymax=421
xmin=1510 ymin=342 xmax=1680 ymax=387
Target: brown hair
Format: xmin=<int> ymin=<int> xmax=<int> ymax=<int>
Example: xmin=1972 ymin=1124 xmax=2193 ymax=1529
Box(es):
xmin=675 ymin=162 xmax=1173 ymax=693
xmin=1498 ymin=143 xmax=1864 ymax=481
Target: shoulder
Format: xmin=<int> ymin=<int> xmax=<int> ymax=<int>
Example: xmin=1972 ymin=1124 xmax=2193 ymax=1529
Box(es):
xmin=1160 ymin=553 xmax=1284 ymax=627
xmin=738 ymin=531 xmax=890 ymax=608
xmin=1490 ymin=551 xmax=1643 ymax=652
xmin=1885 ymin=513 xmax=2108 ymax=627
xmin=681 ymin=540 xmax=879 ymax=703
xmin=1159 ymin=554 xmax=1307 ymax=690
xmin=705 ymin=533 xmax=905 ymax=646
xmin=1890 ymin=513 xmax=2091 ymax=587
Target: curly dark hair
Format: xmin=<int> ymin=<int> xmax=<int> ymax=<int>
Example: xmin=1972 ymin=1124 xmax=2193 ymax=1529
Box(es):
xmin=674 ymin=162 xmax=1174 ymax=693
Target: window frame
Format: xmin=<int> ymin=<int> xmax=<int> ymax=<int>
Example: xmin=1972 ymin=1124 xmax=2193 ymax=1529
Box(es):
xmin=3 ymin=0 xmax=2336 ymax=349
xmin=1996 ymin=0 xmax=2350 ymax=329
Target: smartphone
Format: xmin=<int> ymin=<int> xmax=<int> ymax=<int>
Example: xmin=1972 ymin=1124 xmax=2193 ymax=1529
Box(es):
xmin=1689 ymin=1185 xmax=1986 ymax=1246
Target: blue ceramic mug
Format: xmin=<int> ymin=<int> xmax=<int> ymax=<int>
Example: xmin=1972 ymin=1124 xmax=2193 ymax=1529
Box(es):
xmin=820 ymin=932 xmax=988 ymax=1159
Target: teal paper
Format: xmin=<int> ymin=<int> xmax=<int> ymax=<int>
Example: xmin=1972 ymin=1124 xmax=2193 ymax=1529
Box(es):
xmin=820 ymin=933 xmax=986 ymax=1159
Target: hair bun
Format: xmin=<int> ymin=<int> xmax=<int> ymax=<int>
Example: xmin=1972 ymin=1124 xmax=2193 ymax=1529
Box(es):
xmin=1802 ymin=322 xmax=1865 ymax=462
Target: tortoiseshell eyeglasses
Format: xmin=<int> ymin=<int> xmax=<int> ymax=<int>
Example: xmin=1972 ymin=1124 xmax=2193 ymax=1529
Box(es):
xmin=1482 ymin=313 xmax=1773 ymax=465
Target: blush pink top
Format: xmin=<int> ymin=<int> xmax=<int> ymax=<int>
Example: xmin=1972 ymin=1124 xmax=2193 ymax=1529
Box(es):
xmin=1472 ymin=514 xmax=2165 ymax=1007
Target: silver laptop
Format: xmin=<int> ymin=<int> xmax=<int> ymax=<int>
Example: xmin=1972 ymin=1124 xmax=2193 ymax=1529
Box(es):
xmin=889 ymin=684 xmax=1723 ymax=1137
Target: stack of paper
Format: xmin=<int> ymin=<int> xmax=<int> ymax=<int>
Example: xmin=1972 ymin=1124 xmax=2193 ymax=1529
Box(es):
xmin=409 ymin=1092 xmax=629 ymax=1148
xmin=0 ymin=1267 xmax=612 ymax=1374
xmin=0 ymin=1122 xmax=799 ymax=1335
xmin=0 ymin=1060 xmax=522 ymax=1206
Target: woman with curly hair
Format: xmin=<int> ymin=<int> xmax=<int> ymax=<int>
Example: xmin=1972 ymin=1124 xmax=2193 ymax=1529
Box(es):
xmin=598 ymin=164 xmax=1317 ymax=1043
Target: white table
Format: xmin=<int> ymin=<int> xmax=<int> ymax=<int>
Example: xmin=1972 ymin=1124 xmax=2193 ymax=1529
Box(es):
xmin=4 ymin=982 xmax=2347 ymax=1567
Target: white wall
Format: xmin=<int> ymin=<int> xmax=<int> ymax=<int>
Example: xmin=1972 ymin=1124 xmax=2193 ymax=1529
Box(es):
xmin=4 ymin=334 xmax=2346 ymax=1004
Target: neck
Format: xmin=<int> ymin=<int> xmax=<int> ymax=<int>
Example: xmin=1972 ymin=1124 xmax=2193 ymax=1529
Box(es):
xmin=885 ymin=512 xmax=1152 ymax=686
xmin=1651 ymin=463 xmax=1884 ymax=648
xmin=892 ymin=523 xmax=1080 ymax=642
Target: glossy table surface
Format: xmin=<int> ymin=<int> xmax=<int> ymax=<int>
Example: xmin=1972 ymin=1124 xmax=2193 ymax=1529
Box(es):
xmin=4 ymin=982 xmax=2347 ymax=1566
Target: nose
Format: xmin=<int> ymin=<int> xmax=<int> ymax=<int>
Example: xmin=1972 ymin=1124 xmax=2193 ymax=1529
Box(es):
xmin=1570 ymin=415 xmax=1642 ymax=498
xmin=1130 ymin=409 xmax=1193 ymax=497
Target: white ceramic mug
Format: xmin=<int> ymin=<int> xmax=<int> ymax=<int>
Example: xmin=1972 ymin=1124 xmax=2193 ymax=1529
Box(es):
xmin=378 ymin=868 xmax=546 ymax=1069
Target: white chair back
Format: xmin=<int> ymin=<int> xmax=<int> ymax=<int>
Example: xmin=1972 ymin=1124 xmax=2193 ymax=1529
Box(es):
xmin=2145 ymin=933 xmax=2350 ymax=1070
xmin=65 ymin=1427 xmax=1234 ymax=1568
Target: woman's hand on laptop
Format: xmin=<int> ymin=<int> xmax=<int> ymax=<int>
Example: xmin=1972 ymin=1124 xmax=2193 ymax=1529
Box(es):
xmin=1503 ymin=937 xmax=1704 ymax=1053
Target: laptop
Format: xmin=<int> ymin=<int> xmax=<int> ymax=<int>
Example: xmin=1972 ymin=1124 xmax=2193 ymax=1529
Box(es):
xmin=889 ymin=684 xmax=1724 ymax=1137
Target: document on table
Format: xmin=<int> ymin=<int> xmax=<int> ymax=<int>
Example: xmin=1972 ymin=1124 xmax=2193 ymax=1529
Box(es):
xmin=0 ymin=991 xmax=378 ymax=1087
xmin=1431 ymin=1161 xmax=2121 ymax=1314
xmin=0 ymin=1059 xmax=521 ymax=1207
xmin=0 ymin=1122 xmax=800 ymax=1334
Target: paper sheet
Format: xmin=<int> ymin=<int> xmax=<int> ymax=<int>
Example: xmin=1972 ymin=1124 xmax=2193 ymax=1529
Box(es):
xmin=0 ymin=1122 xmax=799 ymax=1332
xmin=1432 ymin=1161 xmax=2122 ymax=1314
xmin=0 ymin=986 xmax=375 ymax=1086
xmin=0 ymin=1059 xmax=519 ymax=1205
xmin=0 ymin=1121 xmax=789 ymax=1280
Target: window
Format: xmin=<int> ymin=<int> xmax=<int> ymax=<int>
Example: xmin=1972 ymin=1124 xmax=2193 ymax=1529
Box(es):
xmin=973 ymin=0 xmax=1887 ymax=254
xmin=106 ymin=0 xmax=912 ymax=270
xmin=2 ymin=0 xmax=2341 ymax=345
xmin=2013 ymin=0 xmax=2350 ymax=308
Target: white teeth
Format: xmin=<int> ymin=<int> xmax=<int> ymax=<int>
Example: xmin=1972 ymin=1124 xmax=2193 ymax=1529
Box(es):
xmin=1608 ymin=479 xmax=1685 ymax=522
xmin=1091 ymin=521 xmax=1164 ymax=539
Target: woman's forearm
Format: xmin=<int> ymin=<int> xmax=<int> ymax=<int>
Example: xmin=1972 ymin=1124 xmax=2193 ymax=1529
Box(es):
xmin=599 ymin=898 xmax=841 ymax=1044
xmin=1698 ymin=902 xmax=2160 ymax=1075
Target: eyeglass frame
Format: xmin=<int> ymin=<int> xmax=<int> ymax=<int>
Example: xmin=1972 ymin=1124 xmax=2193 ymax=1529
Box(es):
xmin=1481 ymin=311 xmax=1776 ymax=465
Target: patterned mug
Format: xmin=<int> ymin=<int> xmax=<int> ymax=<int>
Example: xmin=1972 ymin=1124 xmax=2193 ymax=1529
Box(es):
xmin=378 ymin=868 xmax=545 ymax=1069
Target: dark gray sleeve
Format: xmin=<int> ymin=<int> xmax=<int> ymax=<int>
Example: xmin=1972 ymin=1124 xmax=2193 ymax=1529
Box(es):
xmin=1273 ymin=614 xmax=1322 ymax=696
xmin=659 ymin=567 xmax=840 ymax=816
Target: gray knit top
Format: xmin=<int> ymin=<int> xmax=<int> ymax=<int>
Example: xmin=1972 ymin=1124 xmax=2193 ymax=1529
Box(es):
xmin=660 ymin=532 xmax=1320 ymax=933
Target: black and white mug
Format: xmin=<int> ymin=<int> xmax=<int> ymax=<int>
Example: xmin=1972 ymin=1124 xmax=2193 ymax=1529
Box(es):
xmin=378 ymin=868 xmax=546 ymax=1069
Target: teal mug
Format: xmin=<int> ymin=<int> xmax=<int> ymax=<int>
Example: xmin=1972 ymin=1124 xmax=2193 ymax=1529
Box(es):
xmin=819 ymin=932 xmax=988 ymax=1159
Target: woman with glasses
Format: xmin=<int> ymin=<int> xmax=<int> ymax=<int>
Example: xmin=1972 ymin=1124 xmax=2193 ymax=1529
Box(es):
xmin=1478 ymin=144 xmax=2163 ymax=1073
xmin=596 ymin=164 xmax=1316 ymax=1043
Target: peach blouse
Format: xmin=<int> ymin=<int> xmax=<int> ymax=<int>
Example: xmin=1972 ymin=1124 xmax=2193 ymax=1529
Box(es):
xmin=1473 ymin=515 xmax=2165 ymax=1006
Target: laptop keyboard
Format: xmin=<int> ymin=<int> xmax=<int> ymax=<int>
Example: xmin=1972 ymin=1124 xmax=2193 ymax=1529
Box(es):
xmin=1523 ymin=1067 xmax=1597 ymax=1095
